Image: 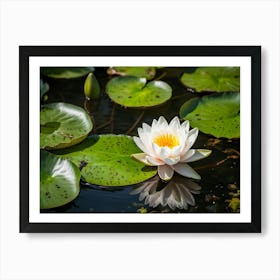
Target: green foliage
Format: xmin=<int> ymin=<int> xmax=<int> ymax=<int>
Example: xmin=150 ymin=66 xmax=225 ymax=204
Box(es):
xmin=181 ymin=67 xmax=240 ymax=92
xmin=180 ymin=92 xmax=240 ymax=139
xmin=106 ymin=76 xmax=172 ymax=108
xmin=40 ymin=79 xmax=49 ymax=99
xmin=226 ymin=186 xmax=240 ymax=213
xmin=227 ymin=198 xmax=240 ymax=212
xmin=40 ymin=102 xmax=93 ymax=150
xmin=107 ymin=67 xmax=156 ymax=80
xmin=84 ymin=73 xmax=101 ymax=100
xmin=41 ymin=67 xmax=94 ymax=79
xmin=40 ymin=150 xmax=80 ymax=209
xmin=55 ymin=135 xmax=157 ymax=186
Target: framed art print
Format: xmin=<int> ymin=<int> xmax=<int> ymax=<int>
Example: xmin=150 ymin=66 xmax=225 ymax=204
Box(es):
xmin=19 ymin=46 xmax=261 ymax=233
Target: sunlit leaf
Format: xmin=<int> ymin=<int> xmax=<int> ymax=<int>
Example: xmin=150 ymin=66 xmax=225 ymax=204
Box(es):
xmin=106 ymin=76 xmax=172 ymax=108
xmin=40 ymin=102 xmax=93 ymax=150
xmin=55 ymin=135 xmax=157 ymax=186
xmin=40 ymin=150 xmax=80 ymax=209
xmin=180 ymin=67 xmax=240 ymax=93
xmin=180 ymin=92 xmax=240 ymax=138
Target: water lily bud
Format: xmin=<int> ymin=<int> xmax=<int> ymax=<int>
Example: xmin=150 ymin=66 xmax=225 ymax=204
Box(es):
xmin=84 ymin=73 xmax=101 ymax=100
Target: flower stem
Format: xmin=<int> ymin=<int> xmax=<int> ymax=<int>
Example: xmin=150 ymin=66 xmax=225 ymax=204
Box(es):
xmin=94 ymin=103 xmax=116 ymax=133
xmin=84 ymin=98 xmax=95 ymax=133
xmin=195 ymin=156 xmax=232 ymax=171
xmin=126 ymin=110 xmax=145 ymax=134
xmin=154 ymin=71 xmax=167 ymax=81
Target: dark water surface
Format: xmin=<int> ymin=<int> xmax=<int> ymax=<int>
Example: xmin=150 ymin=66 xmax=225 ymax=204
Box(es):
xmin=41 ymin=67 xmax=240 ymax=213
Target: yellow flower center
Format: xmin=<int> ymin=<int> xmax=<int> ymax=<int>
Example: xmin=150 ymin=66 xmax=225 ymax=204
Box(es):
xmin=153 ymin=134 xmax=179 ymax=149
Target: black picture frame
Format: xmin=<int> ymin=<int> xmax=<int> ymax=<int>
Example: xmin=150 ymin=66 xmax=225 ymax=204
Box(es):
xmin=20 ymin=46 xmax=261 ymax=233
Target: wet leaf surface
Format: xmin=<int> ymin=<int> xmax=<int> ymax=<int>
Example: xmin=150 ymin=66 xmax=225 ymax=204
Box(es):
xmin=181 ymin=67 xmax=240 ymax=93
xmin=40 ymin=102 xmax=93 ymax=149
xmin=106 ymin=76 xmax=172 ymax=108
xmin=40 ymin=150 xmax=80 ymax=209
xmin=107 ymin=67 xmax=156 ymax=80
xmin=180 ymin=92 xmax=240 ymax=138
xmin=55 ymin=135 xmax=157 ymax=186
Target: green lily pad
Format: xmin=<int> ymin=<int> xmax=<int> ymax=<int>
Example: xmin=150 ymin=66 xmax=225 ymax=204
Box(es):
xmin=106 ymin=76 xmax=172 ymax=108
xmin=107 ymin=67 xmax=156 ymax=80
xmin=41 ymin=67 xmax=94 ymax=79
xmin=55 ymin=135 xmax=157 ymax=186
xmin=179 ymin=92 xmax=240 ymax=138
xmin=180 ymin=67 xmax=240 ymax=92
xmin=40 ymin=150 xmax=80 ymax=209
xmin=40 ymin=102 xmax=93 ymax=150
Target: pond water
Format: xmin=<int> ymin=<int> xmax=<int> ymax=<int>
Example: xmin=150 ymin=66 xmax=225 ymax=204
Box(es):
xmin=41 ymin=67 xmax=240 ymax=213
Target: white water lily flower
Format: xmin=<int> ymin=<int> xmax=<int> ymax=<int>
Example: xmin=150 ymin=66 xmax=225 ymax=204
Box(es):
xmin=132 ymin=116 xmax=211 ymax=181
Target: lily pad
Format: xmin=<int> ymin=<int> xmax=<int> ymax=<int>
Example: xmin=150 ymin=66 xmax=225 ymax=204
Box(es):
xmin=106 ymin=76 xmax=172 ymax=108
xmin=40 ymin=150 xmax=80 ymax=209
xmin=179 ymin=92 xmax=240 ymax=138
xmin=180 ymin=67 xmax=240 ymax=92
xmin=55 ymin=135 xmax=157 ymax=186
xmin=107 ymin=67 xmax=156 ymax=80
xmin=41 ymin=67 xmax=94 ymax=79
xmin=40 ymin=102 xmax=93 ymax=150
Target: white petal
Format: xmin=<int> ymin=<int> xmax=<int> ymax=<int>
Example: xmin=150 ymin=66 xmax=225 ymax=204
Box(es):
xmin=171 ymin=145 xmax=182 ymax=157
xmin=158 ymin=146 xmax=172 ymax=159
xmin=146 ymin=156 xmax=165 ymax=166
xmin=139 ymin=133 xmax=153 ymax=150
xmin=142 ymin=123 xmax=151 ymax=133
xmin=180 ymin=149 xmax=195 ymax=162
xmin=157 ymin=116 xmax=168 ymax=127
xmin=133 ymin=137 xmax=150 ymax=155
xmin=152 ymin=142 xmax=161 ymax=155
xmin=137 ymin=128 xmax=147 ymax=141
xmin=138 ymin=128 xmax=151 ymax=145
xmin=163 ymin=156 xmax=180 ymax=165
xmin=169 ymin=116 xmax=180 ymax=130
xmin=181 ymin=120 xmax=190 ymax=133
xmin=172 ymin=163 xmax=201 ymax=180
xmin=187 ymin=128 xmax=199 ymax=149
xmin=186 ymin=149 xmax=212 ymax=162
xmin=151 ymin=119 xmax=158 ymax=129
xmin=158 ymin=165 xmax=174 ymax=181
xmin=131 ymin=153 xmax=155 ymax=166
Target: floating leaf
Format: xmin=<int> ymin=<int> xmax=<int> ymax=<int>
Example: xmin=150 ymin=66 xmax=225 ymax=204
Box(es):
xmin=107 ymin=67 xmax=156 ymax=80
xmin=180 ymin=67 xmax=240 ymax=92
xmin=40 ymin=103 xmax=93 ymax=150
xmin=106 ymin=76 xmax=172 ymax=108
xmin=40 ymin=150 xmax=80 ymax=209
xmin=41 ymin=67 xmax=94 ymax=79
xmin=55 ymin=135 xmax=157 ymax=186
xmin=84 ymin=73 xmax=101 ymax=100
xmin=180 ymin=92 xmax=240 ymax=138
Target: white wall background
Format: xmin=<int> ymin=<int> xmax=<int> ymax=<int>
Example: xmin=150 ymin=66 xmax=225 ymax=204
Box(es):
xmin=0 ymin=0 xmax=279 ymax=279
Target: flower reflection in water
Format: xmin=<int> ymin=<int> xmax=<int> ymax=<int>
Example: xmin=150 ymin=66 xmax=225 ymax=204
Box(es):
xmin=130 ymin=175 xmax=201 ymax=211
